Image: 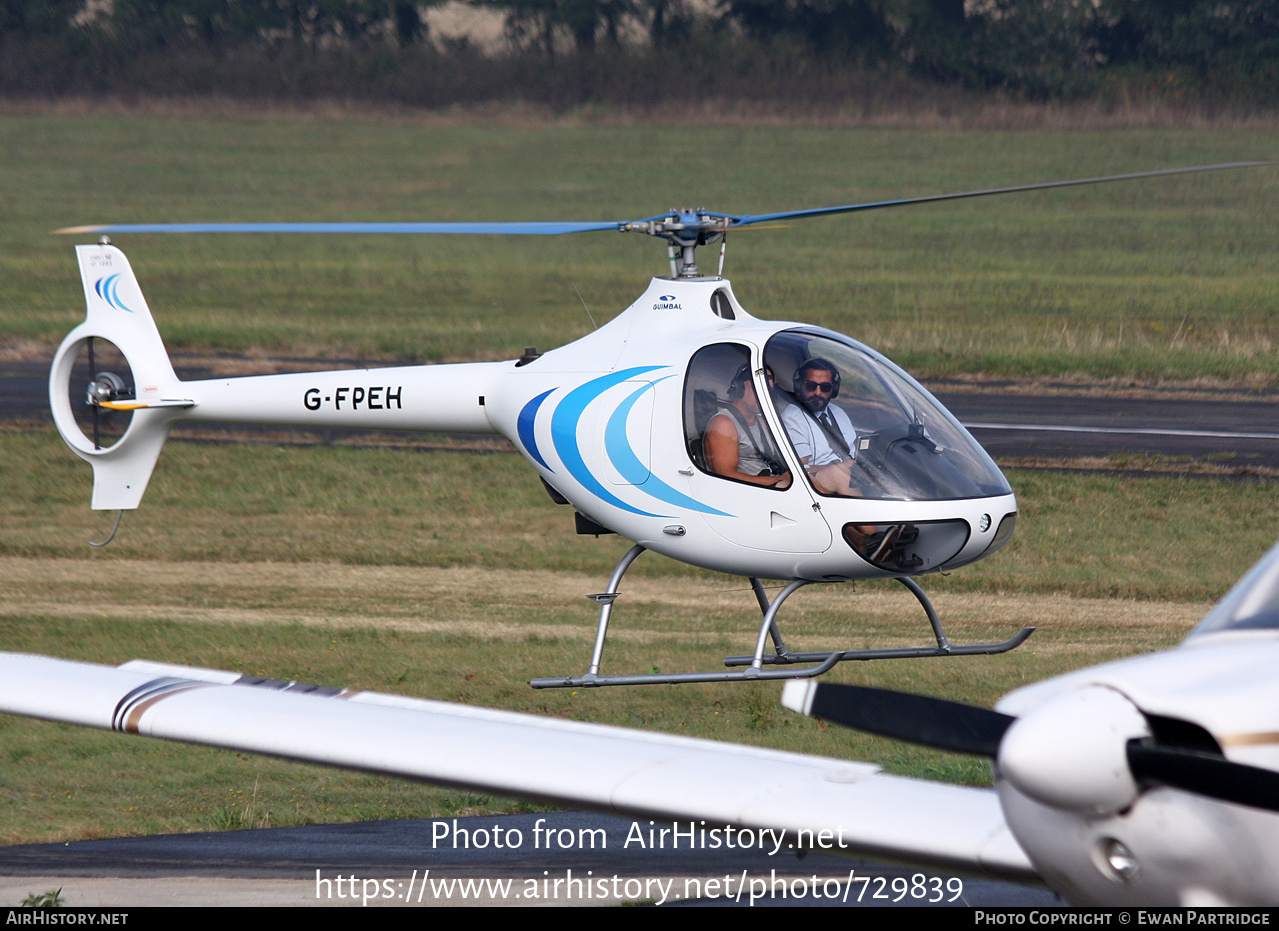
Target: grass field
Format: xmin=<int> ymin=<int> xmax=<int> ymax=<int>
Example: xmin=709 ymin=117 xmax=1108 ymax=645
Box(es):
xmin=0 ymin=426 xmax=1272 ymax=842
xmin=3 ymin=115 xmax=1277 ymax=382
xmin=1 ymin=113 xmax=1277 ymax=844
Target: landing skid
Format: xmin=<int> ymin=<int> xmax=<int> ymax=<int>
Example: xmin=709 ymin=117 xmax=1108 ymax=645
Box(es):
xmin=529 ymin=545 xmax=1034 ymax=689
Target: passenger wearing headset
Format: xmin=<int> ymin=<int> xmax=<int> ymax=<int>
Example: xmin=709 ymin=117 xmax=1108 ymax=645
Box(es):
xmin=704 ymin=365 xmax=792 ymax=489
xmin=780 ymin=357 xmax=861 ymax=497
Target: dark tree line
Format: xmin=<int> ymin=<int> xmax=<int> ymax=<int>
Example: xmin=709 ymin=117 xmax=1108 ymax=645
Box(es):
xmin=3 ymin=0 xmax=1276 ymax=102
xmin=721 ymin=0 xmax=1279 ymax=92
xmin=1 ymin=1 xmax=435 ymax=48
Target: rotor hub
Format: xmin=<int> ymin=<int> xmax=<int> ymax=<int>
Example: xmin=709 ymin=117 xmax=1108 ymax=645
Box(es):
xmin=87 ymin=371 xmax=128 ymax=406
xmin=621 ymin=208 xmax=734 ymax=278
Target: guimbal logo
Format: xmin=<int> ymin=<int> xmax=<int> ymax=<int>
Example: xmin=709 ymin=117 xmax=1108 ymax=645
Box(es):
xmin=517 ymin=366 xmax=731 ymax=519
xmin=652 ymin=294 xmax=682 ymax=311
xmin=94 ymin=274 xmax=134 ymax=313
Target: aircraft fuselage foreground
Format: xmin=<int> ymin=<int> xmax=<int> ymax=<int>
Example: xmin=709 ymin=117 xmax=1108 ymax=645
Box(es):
xmin=991 ymin=635 xmax=1279 ymax=906
xmin=50 ymin=245 xmax=1024 ymax=685
xmin=3 ymin=540 xmax=1279 ymax=905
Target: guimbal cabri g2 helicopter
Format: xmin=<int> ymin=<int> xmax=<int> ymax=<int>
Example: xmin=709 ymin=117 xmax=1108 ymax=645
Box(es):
xmin=50 ymin=162 xmax=1260 ymax=689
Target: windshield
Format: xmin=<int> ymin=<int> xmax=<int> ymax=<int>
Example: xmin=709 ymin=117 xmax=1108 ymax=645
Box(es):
xmin=1190 ymin=541 xmax=1279 ymax=636
xmin=763 ymin=329 xmax=1011 ymax=501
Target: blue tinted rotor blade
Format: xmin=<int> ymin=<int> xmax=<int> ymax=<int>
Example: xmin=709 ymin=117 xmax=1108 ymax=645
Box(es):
xmin=730 ymin=162 xmax=1270 ymax=227
xmin=56 ymin=221 xmax=625 ymax=235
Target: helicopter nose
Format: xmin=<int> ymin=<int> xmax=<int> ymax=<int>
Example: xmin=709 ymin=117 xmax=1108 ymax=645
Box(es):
xmin=842 ymin=518 xmax=969 ymax=573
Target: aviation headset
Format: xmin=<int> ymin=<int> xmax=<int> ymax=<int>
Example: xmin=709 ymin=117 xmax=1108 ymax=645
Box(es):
xmin=793 ymin=358 xmax=841 ymax=399
xmin=724 ymin=364 xmax=787 ymax=476
xmin=728 ymin=363 xmax=753 ymax=401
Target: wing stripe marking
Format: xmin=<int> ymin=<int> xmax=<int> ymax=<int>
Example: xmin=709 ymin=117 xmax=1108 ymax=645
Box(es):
xmin=113 ymin=678 xmax=214 ymax=733
xmin=122 ymin=686 xmax=212 ymax=734
xmin=1220 ymin=731 xmax=1279 ymax=748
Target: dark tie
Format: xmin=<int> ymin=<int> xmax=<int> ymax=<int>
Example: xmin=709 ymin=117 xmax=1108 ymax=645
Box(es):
xmin=818 ymin=411 xmax=851 ymax=459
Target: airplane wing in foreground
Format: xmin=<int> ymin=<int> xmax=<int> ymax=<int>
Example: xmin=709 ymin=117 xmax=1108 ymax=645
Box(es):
xmin=0 ymin=652 xmax=1035 ymax=883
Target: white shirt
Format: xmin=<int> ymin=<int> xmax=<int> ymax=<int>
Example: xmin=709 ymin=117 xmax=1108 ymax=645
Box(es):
xmin=781 ymin=403 xmax=857 ymax=467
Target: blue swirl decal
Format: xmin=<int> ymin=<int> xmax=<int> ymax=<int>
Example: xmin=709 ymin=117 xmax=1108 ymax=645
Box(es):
xmin=94 ymin=274 xmax=134 ymax=313
xmin=517 ymin=388 xmax=556 ymax=470
xmin=524 ymin=365 xmax=737 ymax=520
xmin=604 ymin=379 xmax=732 ymax=517
xmin=550 ymin=367 xmax=667 ymax=517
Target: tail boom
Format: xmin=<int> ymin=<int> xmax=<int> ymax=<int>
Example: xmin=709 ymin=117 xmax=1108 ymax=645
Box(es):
xmin=177 ymin=365 xmax=501 ymax=433
xmin=51 ymin=244 xmax=504 ymax=511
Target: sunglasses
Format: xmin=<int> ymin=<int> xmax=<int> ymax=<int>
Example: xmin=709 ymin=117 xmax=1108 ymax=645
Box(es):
xmin=802 ymin=380 xmax=836 ymax=394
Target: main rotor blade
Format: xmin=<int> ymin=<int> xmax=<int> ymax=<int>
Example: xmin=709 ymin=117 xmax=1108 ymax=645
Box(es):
xmin=731 ymin=162 xmax=1270 ymax=228
xmin=783 ymin=681 xmax=1015 ymax=757
xmin=57 ymin=161 xmax=1267 ymax=240
xmin=56 ymin=221 xmax=625 ymax=236
xmin=1127 ymin=742 xmax=1279 ymax=814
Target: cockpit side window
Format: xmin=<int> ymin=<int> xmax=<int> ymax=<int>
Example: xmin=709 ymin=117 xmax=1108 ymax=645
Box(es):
xmin=683 ymin=344 xmax=791 ymax=491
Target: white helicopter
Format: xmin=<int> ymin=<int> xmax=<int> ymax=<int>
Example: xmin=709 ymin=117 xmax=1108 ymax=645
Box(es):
xmin=50 ymin=163 xmax=1261 ymax=688
xmin=1 ymin=539 xmax=1277 ymax=905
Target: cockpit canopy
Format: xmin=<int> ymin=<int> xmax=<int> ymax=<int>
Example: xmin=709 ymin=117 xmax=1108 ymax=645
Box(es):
xmin=681 ymin=329 xmax=1015 ymax=573
xmin=1190 ymin=541 xmax=1279 ymax=636
xmin=762 ymin=329 xmax=1010 ymax=502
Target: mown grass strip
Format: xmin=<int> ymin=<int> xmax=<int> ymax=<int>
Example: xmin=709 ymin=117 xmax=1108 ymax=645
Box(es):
xmin=0 ymin=426 xmax=1271 ymax=842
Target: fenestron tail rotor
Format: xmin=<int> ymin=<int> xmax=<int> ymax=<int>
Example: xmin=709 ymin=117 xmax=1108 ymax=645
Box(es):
xmin=87 ymin=335 xmax=97 ymax=449
xmin=50 ymin=243 xmax=188 ymax=514
xmin=71 ymin=336 xmax=136 ymax=451
xmin=56 ymin=162 xmax=1269 ymax=279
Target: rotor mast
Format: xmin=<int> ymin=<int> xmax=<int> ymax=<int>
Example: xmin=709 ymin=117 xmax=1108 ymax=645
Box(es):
xmin=621 ymin=208 xmax=732 ymax=278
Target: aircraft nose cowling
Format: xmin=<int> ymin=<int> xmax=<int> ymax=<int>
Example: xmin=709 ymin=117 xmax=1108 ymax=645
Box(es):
xmin=997 ymin=686 xmax=1149 ymax=816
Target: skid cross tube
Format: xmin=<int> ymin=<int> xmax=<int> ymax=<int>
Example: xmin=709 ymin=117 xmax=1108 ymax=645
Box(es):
xmin=529 ymin=552 xmax=1034 ymax=689
xmin=723 ymin=576 xmax=1035 ymax=667
xmin=750 ymin=576 xmax=796 ymax=660
xmin=529 ymin=551 xmax=842 ymax=689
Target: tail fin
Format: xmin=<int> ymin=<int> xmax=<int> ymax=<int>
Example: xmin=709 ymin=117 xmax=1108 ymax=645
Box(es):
xmin=49 ymin=245 xmax=189 ymax=510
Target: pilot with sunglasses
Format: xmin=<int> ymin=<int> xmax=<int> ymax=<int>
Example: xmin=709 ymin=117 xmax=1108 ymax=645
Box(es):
xmin=781 ymin=358 xmax=861 ymax=497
